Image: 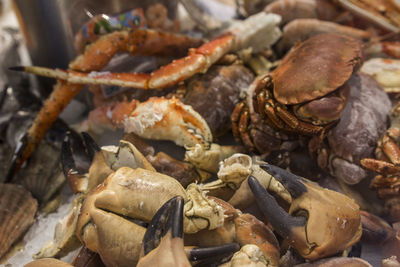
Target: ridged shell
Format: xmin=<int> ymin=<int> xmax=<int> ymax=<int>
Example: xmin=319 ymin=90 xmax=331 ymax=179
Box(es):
xmin=16 ymin=142 xmax=65 ymax=204
xmin=0 ymin=183 xmax=38 ymax=258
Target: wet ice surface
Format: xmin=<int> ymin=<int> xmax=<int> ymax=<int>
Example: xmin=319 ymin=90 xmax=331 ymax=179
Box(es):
xmin=4 ymin=186 xmax=79 ymax=266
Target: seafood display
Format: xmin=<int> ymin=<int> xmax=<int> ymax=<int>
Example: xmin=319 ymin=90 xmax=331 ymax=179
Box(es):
xmin=2 ymin=0 xmax=400 ymax=266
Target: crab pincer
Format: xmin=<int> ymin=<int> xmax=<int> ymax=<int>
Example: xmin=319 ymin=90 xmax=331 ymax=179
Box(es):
xmin=61 ymin=131 xmax=113 ymax=194
xmin=137 ymin=196 xmax=239 ymax=267
xmin=248 ymin=164 xmax=362 ymax=260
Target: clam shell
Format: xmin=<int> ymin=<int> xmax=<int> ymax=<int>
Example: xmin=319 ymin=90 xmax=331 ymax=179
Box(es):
xmin=0 ymin=183 xmax=38 ymax=258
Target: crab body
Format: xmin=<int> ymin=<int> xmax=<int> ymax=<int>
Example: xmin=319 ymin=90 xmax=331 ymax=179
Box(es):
xmin=183 ymin=63 xmax=255 ymax=137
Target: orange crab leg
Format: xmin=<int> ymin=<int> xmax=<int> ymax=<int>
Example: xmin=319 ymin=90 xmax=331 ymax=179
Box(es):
xmin=361 ymin=158 xmax=400 ymax=175
xmin=70 ymin=29 xmax=204 ymax=71
xmin=19 ymin=35 xmax=235 ymax=90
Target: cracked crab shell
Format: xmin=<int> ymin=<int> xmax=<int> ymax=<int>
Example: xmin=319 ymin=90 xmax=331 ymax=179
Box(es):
xmin=0 ymin=183 xmax=38 ymax=258
xmin=272 ymin=33 xmax=363 ymax=105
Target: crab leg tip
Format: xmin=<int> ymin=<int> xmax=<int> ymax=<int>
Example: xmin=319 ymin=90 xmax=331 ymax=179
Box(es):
xmin=4 ymin=133 xmax=30 ymax=183
xmin=9 ymin=66 xmax=25 ymax=72
xmin=248 ymin=176 xmax=306 ymax=239
xmin=81 ymin=132 xmax=101 ymax=159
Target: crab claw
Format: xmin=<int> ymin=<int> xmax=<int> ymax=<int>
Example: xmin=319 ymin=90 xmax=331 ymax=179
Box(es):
xmin=248 ymin=164 xmax=362 ymax=260
xmin=138 ymin=196 xmax=239 ymax=267
xmin=61 ymin=132 xmax=112 ymax=194
xmin=137 ymin=196 xmax=190 ymax=267
xmin=186 ymin=243 xmax=240 ymax=266
xmin=123 ymin=97 xmax=213 ymax=147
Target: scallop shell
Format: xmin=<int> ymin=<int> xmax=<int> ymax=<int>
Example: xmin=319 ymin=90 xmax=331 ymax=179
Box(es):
xmin=0 ymin=183 xmax=38 ymax=258
xmin=17 ymin=142 xmax=65 ymax=204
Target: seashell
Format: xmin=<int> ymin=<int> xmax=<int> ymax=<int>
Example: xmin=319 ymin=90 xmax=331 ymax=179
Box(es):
xmin=16 ymin=141 xmax=65 ymax=205
xmin=0 ymin=183 xmax=38 ymax=258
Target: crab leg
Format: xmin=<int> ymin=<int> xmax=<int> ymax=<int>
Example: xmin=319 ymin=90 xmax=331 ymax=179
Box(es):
xmin=18 ymin=12 xmax=281 ymax=89
xmin=8 ymin=12 xmax=282 ymax=180
xmin=17 ymin=34 xmax=233 ymax=89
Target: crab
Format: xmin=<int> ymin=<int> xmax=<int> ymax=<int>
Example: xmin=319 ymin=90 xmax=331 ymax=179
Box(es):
xmin=36 ymin=134 xmax=281 ymax=266
xmin=198 ymin=153 xmax=362 ymax=260
xmin=80 ymin=96 xmax=242 ymax=179
xmin=247 ymin=164 xmax=362 ymax=260
xmin=361 ymin=102 xmax=400 ymax=224
xmin=314 ymin=73 xmax=391 ymax=184
xmin=231 ymin=32 xmax=363 ymax=154
xmin=7 ymin=12 xmax=282 ymax=180
xmin=136 ymin=196 xmax=241 ymax=267
xmin=137 ymin=196 xmax=280 ymax=267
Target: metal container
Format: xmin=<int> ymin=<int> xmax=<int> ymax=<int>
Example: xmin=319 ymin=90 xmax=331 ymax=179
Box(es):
xmin=11 ymin=0 xmax=178 ymax=95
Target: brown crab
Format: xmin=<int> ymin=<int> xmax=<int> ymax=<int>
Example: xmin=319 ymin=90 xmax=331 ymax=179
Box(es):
xmin=361 ymin=102 xmax=400 ymax=223
xmin=232 ymin=32 xmax=363 ymax=154
xmin=248 ymin=164 xmax=362 ymax=260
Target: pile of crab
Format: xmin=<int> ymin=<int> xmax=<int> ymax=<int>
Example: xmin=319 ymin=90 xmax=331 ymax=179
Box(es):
xmin=2 ymin=0 xmax=400 ymax=266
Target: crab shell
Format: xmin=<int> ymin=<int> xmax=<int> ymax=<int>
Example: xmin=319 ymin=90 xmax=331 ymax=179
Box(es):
xmin=290 ymin=179 xmax=362 ymax=260
xmin=272 ymin=33 xmax=363 ymax=107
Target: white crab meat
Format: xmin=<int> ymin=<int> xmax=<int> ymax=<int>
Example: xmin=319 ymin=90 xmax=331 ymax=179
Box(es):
xmin=123 ymin=97 xmax=213 ymax=147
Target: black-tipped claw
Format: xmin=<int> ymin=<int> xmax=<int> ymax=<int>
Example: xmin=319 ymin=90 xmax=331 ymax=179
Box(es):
xmin=259 ymin=164 xmax=307 ymax=198
xmin=248 ymin=176 xmax=306 ymax=240
xmin=61 ymin=132 xmax=101 ymax=194
xmin=8 ymin=66 xmax=25 ymax=72
xmin=61 ymin=132 xmax=81 ymax=178
xmin=81 ymin=132 xmax=100 ymax=160
xmin=189 ymin=243 xmax=240 ymax=267
xmin=142 ymin=196 xmax=184 ymax=256
xmin=61 ymin=132 xmax=92 ymax=175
